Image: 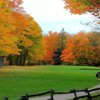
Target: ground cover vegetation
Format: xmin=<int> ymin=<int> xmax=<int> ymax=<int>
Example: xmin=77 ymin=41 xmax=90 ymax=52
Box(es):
xmin=0 ymin=65 xmax=99 ymax=100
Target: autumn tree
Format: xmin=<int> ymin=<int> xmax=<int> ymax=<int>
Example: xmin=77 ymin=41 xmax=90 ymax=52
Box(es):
xmin=63 ymin=0 xmax=100 ymax=66
xmin=53 ymin=28 xmax=70 ymax=65
xmin=0 ymin=0 xmax=44 ymax=66
xmin=25 ymin=17 xmax=44 ymax=65
xmin=64 ymin=0 xmax=100 ymax=31
xmin=8 ymin=15 xmax=43 ymax=65
xmin=0 ymin=0 xmax=21 ymax=56
xmin=61 ymin=32 xmax=96 ymax=65
xmin=43 ymin=30 xmax=70 ymax=65
xmin=64 ymin=0 xmax=100 ymax=18
xmin=43 ymin=32 xmax=59 ymax=64
xmin=87 ymin=32 xmax=100 ymax=66
xmin=61 ymin=37 xmax=75 ymax=64
xmin=0 ymin=0 xmax=22 ymax=66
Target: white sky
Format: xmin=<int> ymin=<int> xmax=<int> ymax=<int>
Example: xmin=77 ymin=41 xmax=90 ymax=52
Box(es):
xmin=22 ymin=0 xmax=94 ymax=34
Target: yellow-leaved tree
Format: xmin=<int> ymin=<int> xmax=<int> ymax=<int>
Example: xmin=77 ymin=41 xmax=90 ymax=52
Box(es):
xmin=0 ymin=0 xmax=44 ymax=66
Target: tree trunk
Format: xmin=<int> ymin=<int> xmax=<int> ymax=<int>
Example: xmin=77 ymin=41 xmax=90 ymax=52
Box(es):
xmin=0 ymin=56 xmax=3 ymax=67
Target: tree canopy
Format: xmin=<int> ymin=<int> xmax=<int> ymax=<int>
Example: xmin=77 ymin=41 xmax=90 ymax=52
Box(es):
xmin=0 ymin=0 xmax=44 ymax=65
xmin=64 ymin=0 xmax=100 ymax=18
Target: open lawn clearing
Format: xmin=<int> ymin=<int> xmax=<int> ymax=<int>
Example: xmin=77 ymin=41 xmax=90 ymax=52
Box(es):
xmin=0 ymin=65 xmax=99 ymax=100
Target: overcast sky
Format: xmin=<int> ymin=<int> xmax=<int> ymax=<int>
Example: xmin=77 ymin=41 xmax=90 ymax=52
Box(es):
xmin=22 ymin=0 xmax=94 ymax=34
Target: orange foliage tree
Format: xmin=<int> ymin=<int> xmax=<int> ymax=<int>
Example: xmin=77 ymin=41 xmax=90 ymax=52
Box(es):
xmin=61 ymin=32 xmax=96 ymax=65
xmin=87 ymin=32 xmax=100 ymax=66
xmin=64 ymin=0 xmax=100 ymax=18
xmin=43 ymin=32 xmax=59 ymax=64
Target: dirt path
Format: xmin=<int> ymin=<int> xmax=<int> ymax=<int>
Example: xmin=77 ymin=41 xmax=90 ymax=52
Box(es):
xmin=29 ymin=84 xmax=100 ymax=100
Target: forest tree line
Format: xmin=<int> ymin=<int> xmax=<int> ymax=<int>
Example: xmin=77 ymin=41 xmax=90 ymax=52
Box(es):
xmin=0 ymin=0 xmax=100 ymax=66
xmin=43 ymin=31 xmax=100 ymax=66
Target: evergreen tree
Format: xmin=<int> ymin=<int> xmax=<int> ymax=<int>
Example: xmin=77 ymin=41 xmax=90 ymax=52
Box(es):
xmin=53 ymin=28 xmax=68 ymax=65
xmin=53 ymin=48 xmax=62 ymax=65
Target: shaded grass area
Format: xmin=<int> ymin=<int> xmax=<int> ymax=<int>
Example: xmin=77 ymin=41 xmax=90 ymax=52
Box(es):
xmin=0 ymin=65 xmax=99 ymax=100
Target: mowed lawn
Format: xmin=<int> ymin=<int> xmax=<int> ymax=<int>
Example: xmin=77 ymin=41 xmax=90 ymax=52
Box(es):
xmin=0 ymin=65 xmax=99 ymax=100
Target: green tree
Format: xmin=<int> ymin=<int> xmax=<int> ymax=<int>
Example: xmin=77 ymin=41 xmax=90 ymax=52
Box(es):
xmin=53 ymin=28 xmax=70 ymax=65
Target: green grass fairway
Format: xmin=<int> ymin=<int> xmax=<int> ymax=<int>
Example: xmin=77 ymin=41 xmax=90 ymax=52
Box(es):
xmin=0 ymin=65 xmax=99 ymax=100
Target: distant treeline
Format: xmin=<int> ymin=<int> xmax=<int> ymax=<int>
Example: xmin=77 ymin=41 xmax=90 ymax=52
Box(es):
xmin=1 ymin=30 xmax=100 ymax=67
